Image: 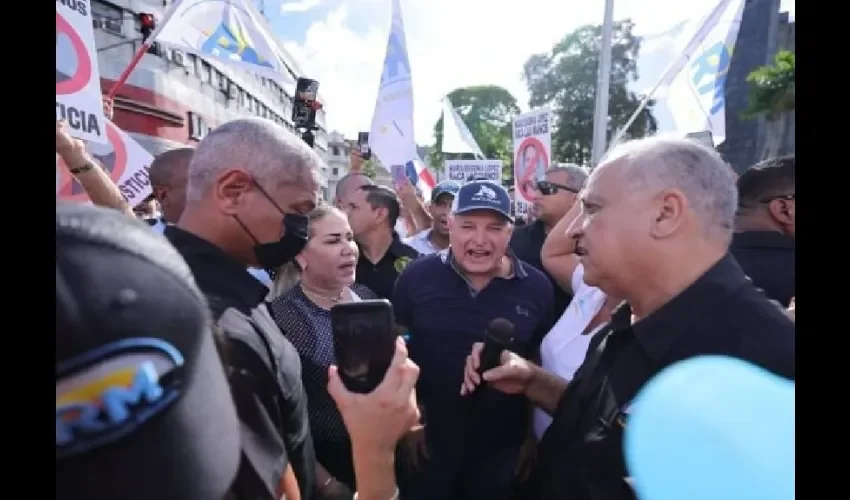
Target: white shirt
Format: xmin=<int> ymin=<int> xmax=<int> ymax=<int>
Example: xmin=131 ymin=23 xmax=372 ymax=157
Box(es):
xmin=533 ymin=264 xmax=607 ymax=440
xmin=404 ymin=229 xmax=441 ymax=255
xmin=394 ymin=219 xmax=409 ymax=239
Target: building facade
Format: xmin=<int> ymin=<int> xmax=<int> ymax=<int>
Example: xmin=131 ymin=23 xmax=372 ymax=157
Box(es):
xmin=325 ymin=131 xmax=351 ymax=199
xmin=90 ymin=0 xmax=330 ymax=196
xmin=718 ymin=0 xmax=795 ymax=172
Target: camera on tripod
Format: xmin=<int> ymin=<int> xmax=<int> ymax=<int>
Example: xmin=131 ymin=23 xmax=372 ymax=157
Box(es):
xmin=292 ymin=77 xmax=322 ymax=148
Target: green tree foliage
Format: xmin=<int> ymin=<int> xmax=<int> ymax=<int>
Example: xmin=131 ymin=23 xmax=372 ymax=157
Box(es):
xmin=361 ymin=158 xmax=379 ymax=180
xmin=743 ymin=50 xmax=795 ymax=121
xmin=429 ymin=85 xmax=521 ymax=179
xmin=523 ymin=19 xmax=657 ymax=166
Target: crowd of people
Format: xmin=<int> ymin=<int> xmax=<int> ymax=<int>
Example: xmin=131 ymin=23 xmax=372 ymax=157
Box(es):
xmin=56 ymin=109 xmax=795 ymax=500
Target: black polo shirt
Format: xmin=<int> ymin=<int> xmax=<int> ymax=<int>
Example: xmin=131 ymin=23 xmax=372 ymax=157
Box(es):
xmin=165 ymin=226 xmax=315 ymax=499
xmin=510 ymin=220 xmax=571 ymax=319
xmin=393 ymin=250 xmax=554 ymax=454
xmin=730 ymin=230 xmax=795 ymax=307
xmin=527 ymin=254 xmax=795 ymax=500
xmin=355 ymin=233 xmax=420 ymax=300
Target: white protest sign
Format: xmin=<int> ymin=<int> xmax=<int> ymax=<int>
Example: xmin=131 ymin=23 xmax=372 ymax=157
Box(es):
xmin=56 ymin=120 xmax=154 ymax=208
xmin=56 ymin=0 xmax=108 ymax=144
xmin=512 ymin=108 xmax=552 ymax=205
xmin=445 ymin=159 xmax=503 ymax=184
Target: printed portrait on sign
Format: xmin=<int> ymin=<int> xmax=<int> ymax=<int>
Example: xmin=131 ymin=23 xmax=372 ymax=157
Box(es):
xmin=56 ymin=27 xmax=76 ymax=84
xmin=516 ymin=142 xmax=547 ymax=201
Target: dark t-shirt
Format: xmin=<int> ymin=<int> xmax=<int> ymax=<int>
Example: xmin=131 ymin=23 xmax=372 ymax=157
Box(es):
xmin=510 ymin=220 xmax=571 ymax=319
xmin=730 ymin=231 xmax=795 ymax=307
xmin=355 ymin=233 xmax=420 ymax=300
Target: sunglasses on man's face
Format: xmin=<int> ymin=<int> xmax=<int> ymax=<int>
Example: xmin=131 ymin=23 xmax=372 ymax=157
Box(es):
xmin=535 ymin=180 xmax=579 ymax=196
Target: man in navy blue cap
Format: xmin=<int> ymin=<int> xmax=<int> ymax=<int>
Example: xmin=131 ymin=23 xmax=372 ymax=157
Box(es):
xmin=404 ymin=180 xmax=461 ymax=255
xmin=393 ymin=180 xmax=554 ymax=500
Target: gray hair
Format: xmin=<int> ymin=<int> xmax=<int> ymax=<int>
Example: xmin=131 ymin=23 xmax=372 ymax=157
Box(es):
xmin=547 ymin=164 xmax=589 ymax=191
xmin=149 ymin=147 xmax=194 ymax=188
xmin=606 ymin=135 xmax=738 ymax=241
xmin=186 ymin=117 xmax=322 ymax=202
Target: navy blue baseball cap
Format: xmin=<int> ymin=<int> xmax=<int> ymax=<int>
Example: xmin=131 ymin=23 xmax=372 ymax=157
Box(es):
xmin=431 ymin=180 xmax=461 ymax=203
xmin=451 ymin=180 xmax=514 ymax=222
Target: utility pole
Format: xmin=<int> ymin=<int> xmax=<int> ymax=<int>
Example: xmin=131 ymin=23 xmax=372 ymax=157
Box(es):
xmin=590 ymin=0 xmax=615 ymax=167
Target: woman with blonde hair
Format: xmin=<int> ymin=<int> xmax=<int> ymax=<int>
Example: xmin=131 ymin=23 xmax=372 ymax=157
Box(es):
xmin=269 ymin=205 xmax=378 ymax=498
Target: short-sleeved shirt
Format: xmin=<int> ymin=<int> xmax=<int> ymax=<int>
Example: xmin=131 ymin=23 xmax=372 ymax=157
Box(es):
xmin=535 ymin=263 xmax=607 ymax=439
xmin=403 ymin=229 xmax=442 ymax=255
xmin=355 ymin=232 xmax=420 ymax=300
xmin=527 ymin=254 xmax=795 ymax=500
xmin=510 ymin=220 xmax=572 ymax=318
xmin=269 ymin=284 xmax=376 ymax=444
xmin=165 ymin=226 xmax=315 ymax=499
xmin=392 ymin=249 xmax=554 ymax=452
xmin=730 ymin=230 xmax=795 ymax=307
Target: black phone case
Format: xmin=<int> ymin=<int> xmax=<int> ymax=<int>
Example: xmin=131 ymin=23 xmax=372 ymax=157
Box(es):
xmin=330 ymin=300 xmax=395 ymax=394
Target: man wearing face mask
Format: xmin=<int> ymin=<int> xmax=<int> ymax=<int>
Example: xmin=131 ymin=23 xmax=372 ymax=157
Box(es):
xmin=165 ymin=118 xmax=320 ymax=500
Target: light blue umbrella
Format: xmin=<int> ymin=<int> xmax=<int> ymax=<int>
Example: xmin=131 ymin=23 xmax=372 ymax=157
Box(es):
xmin=624 ymin=356 xmax=794 ymax=500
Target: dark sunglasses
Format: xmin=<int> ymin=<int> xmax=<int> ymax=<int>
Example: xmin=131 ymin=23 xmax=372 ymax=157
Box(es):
xmin=535 ymin=180 xmax=579 ymax=196
xmin=759 ymin=193 xmax=795 ymax=204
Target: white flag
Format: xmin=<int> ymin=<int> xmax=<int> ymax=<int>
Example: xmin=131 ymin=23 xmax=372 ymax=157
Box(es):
xmin=441 ymin=97 xmax=485 ymax=158
xmin=665 ymin=0 xmax=746 ymax=145
xmin=150 ymin=0 xmax=295 ymax=84
xmin=369 ymin=0 xmax=419 ymax=172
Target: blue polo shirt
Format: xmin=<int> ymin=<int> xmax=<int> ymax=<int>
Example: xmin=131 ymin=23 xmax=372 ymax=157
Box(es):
xmin=392 ymin=249 xmax=554 ymax=452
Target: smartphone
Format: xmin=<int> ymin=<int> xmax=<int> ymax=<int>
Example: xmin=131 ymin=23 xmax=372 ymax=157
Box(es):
xmin=292 ymin=77 xmax=320 ymax=129
xmin=391 ymin=165 xmax=407 ymax=188
xmin=357 ymin=132 xmax=371 ymax=160
xmin=330 ymin=300 xmax=396 ymax=394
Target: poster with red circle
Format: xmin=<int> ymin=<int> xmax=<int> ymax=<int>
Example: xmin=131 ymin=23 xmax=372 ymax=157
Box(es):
xmin=56 ymin=5 xmax=108 ymax=145
xmin=512 ymin=108 xmax=552 ymax=207
xmin=56 ymin=121 xmax=154 ymax=208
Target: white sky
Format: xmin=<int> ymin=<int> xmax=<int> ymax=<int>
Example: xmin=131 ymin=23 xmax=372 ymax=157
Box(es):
xmin=280 ymin=0 xmax=795 ymax=145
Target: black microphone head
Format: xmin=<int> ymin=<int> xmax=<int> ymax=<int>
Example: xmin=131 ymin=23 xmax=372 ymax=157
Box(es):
xmin=486 ymin=318 xmax=515 ymax=345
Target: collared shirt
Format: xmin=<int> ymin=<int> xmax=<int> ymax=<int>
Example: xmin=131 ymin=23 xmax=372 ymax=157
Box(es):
xmin=535 ymin=263 xmax=607 ymax=439
xmin=403 ymin=229 xmax=443 ymax=255
xmin=527 ymin=254 xmax=795 ymax=500
xmin=393 ymin=249 xmax=554 ymax=452
xmin=164 ymin=226 xmax=315 ymax=500
xmin=510 ymin=220 xmax=572 ymax=319
xmin=730 ymin=230 xmax=795 ymax=307
xmin=355 ymin=233 xmax=420 ymax=300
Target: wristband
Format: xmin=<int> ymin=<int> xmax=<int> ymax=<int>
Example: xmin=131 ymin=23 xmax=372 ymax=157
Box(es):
xmin=69 ymin=162 xmax=95 ymax=176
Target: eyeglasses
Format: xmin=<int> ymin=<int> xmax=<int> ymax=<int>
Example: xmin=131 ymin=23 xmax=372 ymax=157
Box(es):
xmin=759 ymin=193 xmax=795 ymax=204
xmin=534 ymin=180 xmax=579 ymax=196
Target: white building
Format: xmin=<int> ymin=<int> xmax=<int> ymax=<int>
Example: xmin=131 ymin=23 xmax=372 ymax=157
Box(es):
xmin=87 ymin=0 xmax=330 ymax=196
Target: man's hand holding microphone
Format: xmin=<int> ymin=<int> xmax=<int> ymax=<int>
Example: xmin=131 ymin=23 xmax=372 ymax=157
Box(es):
xmin=461 ymin=337 xmax=570 ymax=418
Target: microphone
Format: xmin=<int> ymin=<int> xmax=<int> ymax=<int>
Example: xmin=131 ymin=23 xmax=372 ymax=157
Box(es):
xmin=477 ymin=318 xmax=515 ymax=380
xmin=467 ymin=318 xmax=515 ymax=415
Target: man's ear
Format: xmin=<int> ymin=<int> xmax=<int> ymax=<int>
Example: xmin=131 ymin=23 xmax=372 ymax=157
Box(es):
xmin=769 ymin=199 xmax=794 ymax=225
xmin=649 ymin=189 xmax=688 ymax=239
xmin=214 ymin=169 xmax=253 ymax=215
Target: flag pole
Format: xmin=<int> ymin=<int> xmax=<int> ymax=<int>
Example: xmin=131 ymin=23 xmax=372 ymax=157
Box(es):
xmin=106 ymin=42 xmax=151 ymax=100
xmin=590 ymin=0 xmax=615 ymax=167
xmin=606 ymin=0 xmax=736 ymax=154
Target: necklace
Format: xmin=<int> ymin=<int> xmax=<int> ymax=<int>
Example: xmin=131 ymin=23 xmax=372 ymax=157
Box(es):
xmin=300 ymin=283 xmax=345 ymax=306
